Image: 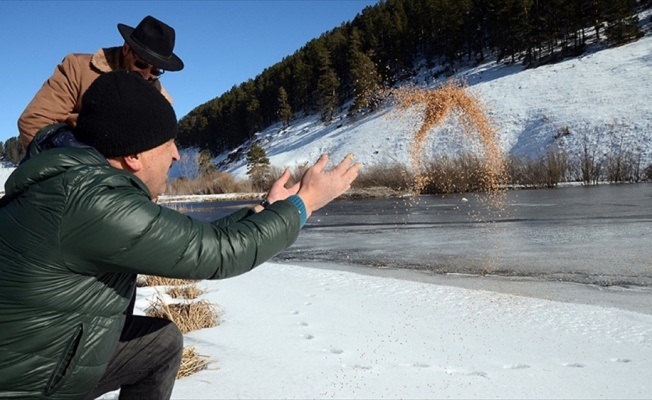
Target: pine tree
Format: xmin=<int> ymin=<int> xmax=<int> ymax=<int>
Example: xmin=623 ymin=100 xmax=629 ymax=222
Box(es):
xmin=3 ymin=137 xmax=25 ymax=166
xmin=315 ymin=46 xmax=340 ymax=123
xmin=197 ymin=149 xmax=215 ymax=176
xmin=277 ymin=87 xmax=293 ymax=127
xmin=291 ymin=55 xmax=311 ymax=114
xmin=246 ymin=143 xmax=271 ymax=187
xmin=348 ymin=28 xmax=382 ymax=115
xmin=603 ymin=0 xmax=640 ymax=45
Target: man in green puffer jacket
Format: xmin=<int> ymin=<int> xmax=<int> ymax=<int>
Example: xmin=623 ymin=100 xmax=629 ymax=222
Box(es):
xmin=0 ymin=71 xmax=360 ymax=399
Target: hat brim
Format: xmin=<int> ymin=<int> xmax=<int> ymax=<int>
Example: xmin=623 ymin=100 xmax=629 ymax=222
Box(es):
xmin=118 ymin=24 xmax=184 ymax=72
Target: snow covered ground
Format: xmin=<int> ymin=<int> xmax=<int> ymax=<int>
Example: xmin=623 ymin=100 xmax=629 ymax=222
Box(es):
xmin=126 ymin=262 xmax=651 ymax=400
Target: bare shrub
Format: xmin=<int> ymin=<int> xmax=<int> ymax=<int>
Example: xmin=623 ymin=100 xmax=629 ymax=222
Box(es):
xmin=645 ymin=163 xmax=652 ymax=181
xmin=629 ymin=152 xmax=645 ymax=183
xmin=421 ymin=154 xmax=485 ymax=194
xmin=352 ymin=163 xmax=412 ymax=191
xmin=572 ymin=135 xmax=602 ymax=184
xmin=177 ymin=345 xmax=210 ymax=379
xmin=507 ymin=151 xmax=570 ymax=188
xmin=146 ymin=297 xmax=222 ymax=334
xmin=605 ymin=149 xmax=635 ymax=183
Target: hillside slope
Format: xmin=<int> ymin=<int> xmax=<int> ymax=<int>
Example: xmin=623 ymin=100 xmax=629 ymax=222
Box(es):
xmin=212 ymin=32 xmax=652 ymax=180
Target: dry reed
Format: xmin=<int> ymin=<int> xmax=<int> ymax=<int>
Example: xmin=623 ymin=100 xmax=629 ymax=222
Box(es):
xmin=177 ymin=345 xmax=210 ymax=379
xmin=146 ymin=297 xmax=222 ymax=334
xmin=167 ymin=284 xmax=204 ymax=300
xmin=138 ymin=275 xmax=197 ymax=288
xmin=167 ymin=170 xmax=253 ymax=195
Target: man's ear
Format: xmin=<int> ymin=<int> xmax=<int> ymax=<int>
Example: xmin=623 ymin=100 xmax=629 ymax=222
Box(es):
xmin=106 ymin=154 xmax=143 ymax=173
xmin=121 ymin=153 xmax=143 ymax=172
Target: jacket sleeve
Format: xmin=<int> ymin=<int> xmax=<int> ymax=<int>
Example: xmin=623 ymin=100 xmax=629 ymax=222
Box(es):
xmin=60 ymin=178 xmax=302 ymax=280
xmin=18 ymin=54 xmax=85 ymax=149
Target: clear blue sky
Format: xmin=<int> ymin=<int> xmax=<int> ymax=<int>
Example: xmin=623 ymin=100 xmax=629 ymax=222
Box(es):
xmin=0 ymin=0 xmax=379 ymax=143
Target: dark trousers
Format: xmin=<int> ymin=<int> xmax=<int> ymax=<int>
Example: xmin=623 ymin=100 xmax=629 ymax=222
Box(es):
xmin=85 ymin=316 xmax=184 ymax=400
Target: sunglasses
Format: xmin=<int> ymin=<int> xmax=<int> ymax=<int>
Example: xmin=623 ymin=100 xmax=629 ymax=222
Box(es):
xmin=131 ymin=51 xmax=165 ymax=77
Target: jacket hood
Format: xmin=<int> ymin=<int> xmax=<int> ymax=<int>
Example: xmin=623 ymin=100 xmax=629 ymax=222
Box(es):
xmin=3 ymin=124 xmax=111 ymax=200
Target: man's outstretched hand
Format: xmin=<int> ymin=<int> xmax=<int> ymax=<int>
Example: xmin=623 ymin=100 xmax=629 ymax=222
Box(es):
xmin=297 ymin=154 xmax=361 ymax=217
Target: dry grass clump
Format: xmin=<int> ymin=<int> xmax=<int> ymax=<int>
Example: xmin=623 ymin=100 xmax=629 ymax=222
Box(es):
xmin=352 ymin=163 xmax=413 ymax=191
xmin=146 ymin=297 xmax=222 ymax=334
xmin=144 ymin=284 xmax=218 ymax=380
xmin=421 ymin=153 xmax=487 ymax=194
xmin=167 ymin=284 xmax=204 ymax=300
xmin=178 ymin=345 xmax=210 ymax=379
xmin=138 ymin=275 xmax=197 ymax=288
xmin=167 ymin=170 xmax=253 ymax=195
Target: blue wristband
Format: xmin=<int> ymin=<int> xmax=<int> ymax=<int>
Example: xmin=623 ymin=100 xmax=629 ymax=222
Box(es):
xmin=287 ymin=195 xmax=307 ymax=227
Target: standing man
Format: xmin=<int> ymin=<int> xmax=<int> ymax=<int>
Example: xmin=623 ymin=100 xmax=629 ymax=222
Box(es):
xmin=18 ymin=15 xmax=183 ymax=148
xmin=0 ymin=71 xmax=361 ymax=399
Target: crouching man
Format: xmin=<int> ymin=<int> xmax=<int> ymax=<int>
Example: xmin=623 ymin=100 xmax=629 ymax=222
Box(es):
xmin=0 ymin=70 xmax=360 ymax=399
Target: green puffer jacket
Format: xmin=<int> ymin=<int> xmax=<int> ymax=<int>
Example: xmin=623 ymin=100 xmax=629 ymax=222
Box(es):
xmin=0 ymin=125 xmax=302 ymax=399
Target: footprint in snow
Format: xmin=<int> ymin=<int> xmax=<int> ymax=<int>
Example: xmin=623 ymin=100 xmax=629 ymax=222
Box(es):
xmin=398 ymin=362 xmax=430 ymax=368
xmin=445 ymin=368 xmax=489 ymax=378
xmin=503 ymin=364 xmax=531 ymax=370
xmin=563 ymin=362 xmax=586 ymax=368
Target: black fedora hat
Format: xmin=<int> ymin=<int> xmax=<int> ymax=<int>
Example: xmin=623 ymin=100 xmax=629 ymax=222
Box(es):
xmin=118 ymin=15 xmax=184 ymax=71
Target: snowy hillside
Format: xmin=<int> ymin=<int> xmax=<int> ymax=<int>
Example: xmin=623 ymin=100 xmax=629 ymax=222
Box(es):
xmin=209 ymin=32 xmax=652 ymax=180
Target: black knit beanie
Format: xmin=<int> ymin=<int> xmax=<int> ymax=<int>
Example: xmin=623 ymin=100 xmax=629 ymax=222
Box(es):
xmin=74 ymin=70 xmax=177 ymax=157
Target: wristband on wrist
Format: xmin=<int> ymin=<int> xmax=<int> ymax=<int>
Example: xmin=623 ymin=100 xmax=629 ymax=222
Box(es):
xmin=287 ymin=195 xmax=307 ymax=227
xmin=259 ymin=199 xmax=271 ymax=208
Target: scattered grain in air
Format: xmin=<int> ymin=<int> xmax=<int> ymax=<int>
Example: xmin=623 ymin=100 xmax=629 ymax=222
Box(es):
xmin=387 ymin=80 xmax=508 ymax=203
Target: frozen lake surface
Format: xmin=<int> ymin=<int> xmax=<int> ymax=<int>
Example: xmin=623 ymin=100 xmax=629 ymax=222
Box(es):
xmin=172 ymin=183 xmax=652 ymax=315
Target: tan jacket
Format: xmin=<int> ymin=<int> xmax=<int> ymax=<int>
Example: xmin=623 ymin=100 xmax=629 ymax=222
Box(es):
xmin=18 ymin=47 xmax=173 ymax=148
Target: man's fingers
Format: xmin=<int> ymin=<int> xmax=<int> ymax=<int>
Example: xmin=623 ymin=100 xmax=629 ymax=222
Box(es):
xmin=333 ymin=153 xmax=355 ymax=174
xmin=278 ymin=168 xmax=291 ymax=185
xmin=344 ymin=161 xmax=362 ymax=182
xmin=311 ymin=154 xmax=329 ymax=173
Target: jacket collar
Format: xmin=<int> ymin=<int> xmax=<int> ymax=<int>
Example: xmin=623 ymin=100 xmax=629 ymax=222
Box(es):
xmin=90 ymin=47 xmax=173 ymax=103
xmin=91 ymin=47 xmax=121 ymax=72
